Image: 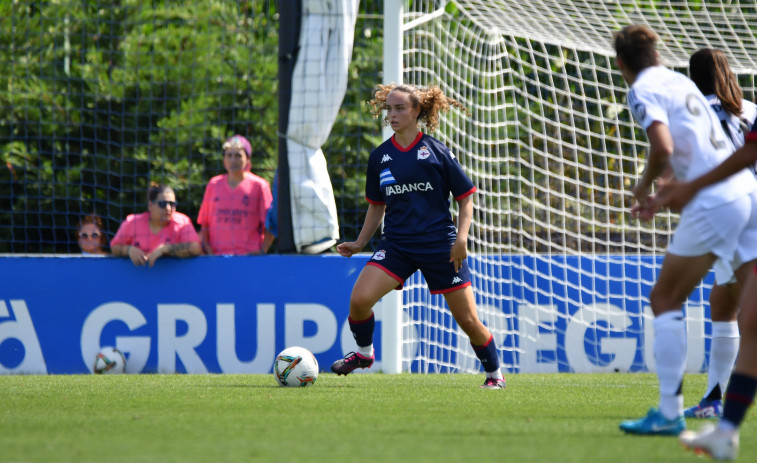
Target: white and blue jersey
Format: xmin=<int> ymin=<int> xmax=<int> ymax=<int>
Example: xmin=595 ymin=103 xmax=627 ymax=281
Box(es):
xmin=365 ymin=132 xmax=476 ymax=252
xmin=706 ymin=95 xmax=757 ymax=150
xmin=628 ymin=66 xmax=757 ymax=211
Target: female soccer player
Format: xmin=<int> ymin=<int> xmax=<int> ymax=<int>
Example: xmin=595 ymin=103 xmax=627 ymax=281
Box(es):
xmin=330 ymin=83 xmax=506 ymax=389
xmin=652 ymin=102 xmax=757 ymax=463
xmin=684 ymin=48 xmax=757 ymax=420
xmin=613 ymin=25 xmax=757 ymax=436
xmin=111 ymin=183 xmax=202 ymax=267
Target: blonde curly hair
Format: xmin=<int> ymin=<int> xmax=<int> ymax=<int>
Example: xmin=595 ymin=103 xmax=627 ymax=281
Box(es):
xmin=368 ymin=83 xmax=469 ymax=133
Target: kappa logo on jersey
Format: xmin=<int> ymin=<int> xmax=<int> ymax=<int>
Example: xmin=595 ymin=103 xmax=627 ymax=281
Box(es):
xmin=417 ymin=146 xmax=431 ymax=160
xmin=452 ymin=276 xmax=463 ymax=284
xmin=381 ymin=154 xmax=392 ymax=163
xmin=380 ymin=168 xmax=397 ymax=186
xmin=372 ymin=250 xmax=386 ymax=260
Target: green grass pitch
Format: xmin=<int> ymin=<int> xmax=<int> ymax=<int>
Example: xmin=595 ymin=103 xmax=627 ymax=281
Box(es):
xmin=1 ymin=373 xmax=754 ymax=462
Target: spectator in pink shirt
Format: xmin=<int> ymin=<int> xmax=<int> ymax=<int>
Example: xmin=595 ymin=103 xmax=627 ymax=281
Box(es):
xmin=197 ymin=135 xmax=273 ymax=255
xmin=111 ymin=183 xmax=202 ymax=267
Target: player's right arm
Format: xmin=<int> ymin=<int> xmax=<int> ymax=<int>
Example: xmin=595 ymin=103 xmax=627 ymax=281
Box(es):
xmin=337 ymin=202 xmax=386 ymax=257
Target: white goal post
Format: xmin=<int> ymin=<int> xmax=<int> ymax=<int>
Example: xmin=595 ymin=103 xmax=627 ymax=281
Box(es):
xmin=380 ymin=0 xmax=757 ymax=374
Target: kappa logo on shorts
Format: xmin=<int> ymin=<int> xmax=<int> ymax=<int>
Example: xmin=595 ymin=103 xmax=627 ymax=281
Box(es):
xmin=372 ymin=250 xmax=386 ymax=260
xmin=417 ymin=146 xmax=431 ymax=160
xmin=452 ymin=276 xmax=462 ymax=284
xmin=381 ymin=154 xmax=392 ymax=163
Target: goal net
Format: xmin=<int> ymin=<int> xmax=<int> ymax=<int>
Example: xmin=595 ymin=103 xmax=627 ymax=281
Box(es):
xmin=395 ymin=0 xmax=757 ymax=373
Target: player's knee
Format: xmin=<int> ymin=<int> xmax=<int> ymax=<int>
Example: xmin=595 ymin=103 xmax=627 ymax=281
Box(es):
xmin=455 ymin=313 xmax=483 ymax=335
xmin=648 ymin=285 xmax=684 ymax=314
xmin=349 ymin=292 xmax=378 ymax=315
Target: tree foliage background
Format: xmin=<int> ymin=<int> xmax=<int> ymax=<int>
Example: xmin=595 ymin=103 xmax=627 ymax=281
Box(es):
xmin=0 ymin=0 xmax=383 ymax=253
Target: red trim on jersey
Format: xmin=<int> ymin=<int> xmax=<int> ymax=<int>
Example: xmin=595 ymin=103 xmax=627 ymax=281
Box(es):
xmin=454 ymin=186 xmax=477 ymax=200
xmin=430 ymin=281 xmax=471 ymax=295
xmin=365 ymin=196 xmax=385 ymax=205
xmin=746 ymin=132 xmax=757 ymax=143
xmin=391 ymin=131 xmax=424 ymax=152
xmin=366 ymin=262 xmax=404 ymax=290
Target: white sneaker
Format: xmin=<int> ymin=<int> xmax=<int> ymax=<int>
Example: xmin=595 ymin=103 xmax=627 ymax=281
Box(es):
xmin=679 ymin=423 xmax=739 ymax=461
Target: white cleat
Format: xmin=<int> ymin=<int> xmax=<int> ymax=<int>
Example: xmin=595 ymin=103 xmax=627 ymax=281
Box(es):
xmin=679 ymin=424 xmax=739 ymax=461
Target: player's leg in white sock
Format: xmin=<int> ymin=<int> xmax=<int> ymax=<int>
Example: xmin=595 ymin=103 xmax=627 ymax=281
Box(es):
xmin=655 ymin=311 xmax=687 ymax=419
xmin=705 ymin=321 xmax=739 ymax=399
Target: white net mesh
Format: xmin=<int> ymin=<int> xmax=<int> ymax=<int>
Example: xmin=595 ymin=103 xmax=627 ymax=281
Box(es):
xmin=398 ymin=0 xmax=757 ymax=373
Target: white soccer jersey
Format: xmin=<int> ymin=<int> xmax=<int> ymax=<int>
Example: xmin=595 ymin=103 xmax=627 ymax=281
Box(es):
xmin=628 ymin=66 xmax=757 ymax=209
xmin=706 ymin=94 xmax=757 ymax=149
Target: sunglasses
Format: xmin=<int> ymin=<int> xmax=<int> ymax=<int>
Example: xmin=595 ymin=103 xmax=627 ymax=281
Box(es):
xmin=155 ymin=200 xmax=177 ymax=209
xmin=79 ymin=232 xmax=100 ymax=239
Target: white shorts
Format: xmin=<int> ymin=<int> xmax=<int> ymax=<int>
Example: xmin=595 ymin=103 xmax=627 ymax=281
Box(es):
xmin=712 ymin=259 xmax=737 ymax=286
xmin=669 ymin=192 xmax=757 ymax=285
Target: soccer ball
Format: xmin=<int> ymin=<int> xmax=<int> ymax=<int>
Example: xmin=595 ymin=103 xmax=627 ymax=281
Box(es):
xmin=93 ymin=346 xmax=126 ymax=374
xmin=273 ymin=346 xmax=318 ymax=387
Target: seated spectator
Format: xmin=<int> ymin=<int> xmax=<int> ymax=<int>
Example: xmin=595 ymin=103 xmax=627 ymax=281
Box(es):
xmin=111 ymin=183 xmax=202 ymax=267
xmin=77 ymin=213 xmax=108 ymax=255
xmin=197 ymin=135 xmax=273 ymax=255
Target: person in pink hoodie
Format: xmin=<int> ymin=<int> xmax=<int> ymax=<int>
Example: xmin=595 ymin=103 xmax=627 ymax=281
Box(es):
xmin=197 ymin=135 xmax=272 ymax=255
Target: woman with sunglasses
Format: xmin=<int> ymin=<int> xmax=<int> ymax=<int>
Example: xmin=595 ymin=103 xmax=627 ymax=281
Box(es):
xmin=76 ymin=213 xmax=108 ymax=255
xmin=111 ymin=183 xmax=202 ymax=267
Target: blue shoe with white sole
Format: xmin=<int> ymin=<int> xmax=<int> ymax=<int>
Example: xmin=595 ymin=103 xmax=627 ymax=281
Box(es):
xmin=619 ymin=408 xmax=685 ymax=436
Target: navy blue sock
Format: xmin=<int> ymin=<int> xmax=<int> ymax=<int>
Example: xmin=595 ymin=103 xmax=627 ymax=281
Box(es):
xmin=472 ymin=334 xmax=500 ymax=373
xmin=723 ymin=373 xmax=757 ymax=427
xmin=349 ymin=313 xmax=375 ymax=348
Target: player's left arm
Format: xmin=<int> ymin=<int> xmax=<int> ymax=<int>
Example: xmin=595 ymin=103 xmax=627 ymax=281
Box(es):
xmin=451 ymin=194 xmax=473 ymax=272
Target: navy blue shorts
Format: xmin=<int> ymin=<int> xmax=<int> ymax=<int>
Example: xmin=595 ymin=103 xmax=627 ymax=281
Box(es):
xmin=366 ymin=240 xmax=471 ymax=294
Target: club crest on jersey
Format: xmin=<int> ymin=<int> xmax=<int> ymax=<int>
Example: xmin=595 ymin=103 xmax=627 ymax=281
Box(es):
xmin=372 ymin=250 xmax=386 ymax=260
xmin=417 ymin=146 xmax=431 ymax=160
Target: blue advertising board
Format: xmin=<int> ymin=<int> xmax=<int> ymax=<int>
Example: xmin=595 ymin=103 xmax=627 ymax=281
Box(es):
xmin=0 ymin=254 xmax=713 ymax=375
xmin=0 ymin=255 xmax=385 ymax=374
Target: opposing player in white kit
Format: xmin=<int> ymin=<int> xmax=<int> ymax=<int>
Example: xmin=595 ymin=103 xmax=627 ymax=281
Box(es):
xmin=684 ymin=48 xmax=757 ymax=420
xmin=612 ymin=25 xmax=757 ymax=436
